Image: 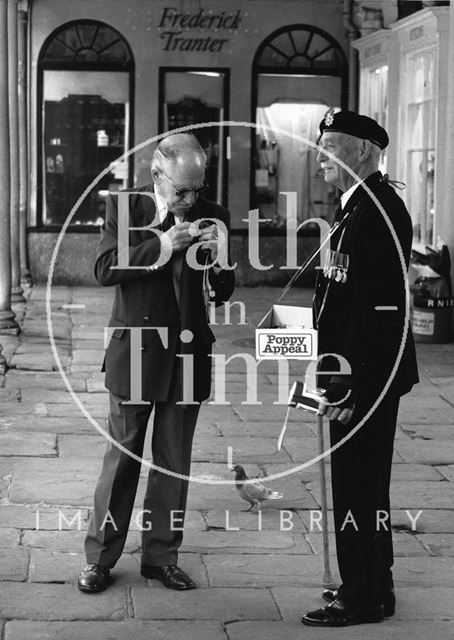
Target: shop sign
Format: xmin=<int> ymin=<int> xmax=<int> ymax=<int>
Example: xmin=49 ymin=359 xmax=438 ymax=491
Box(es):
xmin=158 ymin=6 xmax=242 ymax=52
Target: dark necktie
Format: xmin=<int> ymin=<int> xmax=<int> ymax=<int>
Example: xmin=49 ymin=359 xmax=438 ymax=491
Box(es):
xmin=161 ymin=210 xmax=175 ymax=232
xmin=161 ymin=210 xmax=184 ymax=306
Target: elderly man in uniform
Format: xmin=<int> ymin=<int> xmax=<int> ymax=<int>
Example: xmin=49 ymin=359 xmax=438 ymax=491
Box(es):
xmin=78 ymin=133 xmax=234 ymax=593
xmin=301 ymin=111 xmax=418 ymax=627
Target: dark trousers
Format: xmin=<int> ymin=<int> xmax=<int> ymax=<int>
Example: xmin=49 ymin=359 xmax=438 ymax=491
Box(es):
xmin=329 ymin=395 xmax=399 ymax=607
xmin=84 ymin=392 xmax=200 ymax=568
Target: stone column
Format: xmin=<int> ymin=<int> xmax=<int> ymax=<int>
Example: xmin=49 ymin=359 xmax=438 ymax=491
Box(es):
xmin=0 ymin=0 xmax=19 ymax=359
xmin=18 ymin=6 xmax=32 ymax=286
xmin=8 ymin=0 xmax=25 ymax=303
xmin=442 ymin=0 xmax=454 ymax=297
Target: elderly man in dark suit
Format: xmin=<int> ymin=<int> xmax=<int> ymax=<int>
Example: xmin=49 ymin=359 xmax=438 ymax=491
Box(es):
xmin=301 ymin=112 xmax=418 ymax=627
xmin=78 ymin=133 xmax=234 ymax=593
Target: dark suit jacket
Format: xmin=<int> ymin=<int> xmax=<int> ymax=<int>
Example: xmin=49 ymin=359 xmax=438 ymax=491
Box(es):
xmin=95 ymin=184 xmax=235 ymax=402
xmin=313 ymin=172 xmax=419 ymax=399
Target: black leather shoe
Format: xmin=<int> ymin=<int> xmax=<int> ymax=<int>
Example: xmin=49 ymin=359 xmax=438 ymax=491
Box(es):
xmin=302 ymin=598 xmax=384 ymax=627
xmin=322 ymin=588 xmax=396 ymax=616
xmin=141 ymin=564 xmax=196 ymax=590
xmin=78 ymin=564 xmax=110 ymax=593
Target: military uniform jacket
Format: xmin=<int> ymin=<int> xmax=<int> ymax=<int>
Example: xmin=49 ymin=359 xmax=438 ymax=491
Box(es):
xmin=95 ymin=185 xmax=235 ymax=402
xmin=313 ymin=171 xmax=418 ymax=399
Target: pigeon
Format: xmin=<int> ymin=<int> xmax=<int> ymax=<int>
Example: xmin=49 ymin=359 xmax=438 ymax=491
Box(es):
xmin=232 ymin=464 xmax=283 ymax=512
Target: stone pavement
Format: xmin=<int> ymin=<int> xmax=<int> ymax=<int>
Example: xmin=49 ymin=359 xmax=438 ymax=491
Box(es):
xmin=0 ymin=284 xmax=453 ymax=640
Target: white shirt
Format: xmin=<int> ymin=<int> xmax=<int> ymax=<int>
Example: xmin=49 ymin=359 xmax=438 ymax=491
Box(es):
xmin=154 ymin=189 xmax=169 ymax=225
xmin=340 ymin=181 xmax=362 ymax=210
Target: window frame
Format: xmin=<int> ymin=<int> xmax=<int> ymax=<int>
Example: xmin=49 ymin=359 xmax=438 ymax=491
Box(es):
xmin=158 ymin=66 xmax=230 ymax=208
xmin=36 ymin=19 xmax=135 ymax=231
xmin=250 ymin=24 xmax=348 ymax=212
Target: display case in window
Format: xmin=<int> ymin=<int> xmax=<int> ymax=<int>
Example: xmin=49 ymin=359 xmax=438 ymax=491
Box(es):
xmin=159 ymin=69 xmax=229 ymax=207
xmin=44 ymin=94 xmax=129 ymax=226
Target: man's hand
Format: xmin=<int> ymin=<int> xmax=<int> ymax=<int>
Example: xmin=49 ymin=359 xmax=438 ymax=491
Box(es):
xmin=164 ymin=221 xmax=193 ymax=253
xmin=317 ymin=382 xmax=355 ymax=425
xmin=198 ymin=223 xmax=226 ymax=264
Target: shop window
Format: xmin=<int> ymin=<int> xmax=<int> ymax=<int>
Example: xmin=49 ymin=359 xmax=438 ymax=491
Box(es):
xmin=359 ymin=64 xmax=389 ymax=173
xmin=159 ymin=68 xmax=229 ymax=206
xmin=251 ymin=26 xmax=347 ymax=227
xmin=403 ymin=48 xmax=437 ymax=245
xmin=38 ymin=21 xmax=134 ymax=228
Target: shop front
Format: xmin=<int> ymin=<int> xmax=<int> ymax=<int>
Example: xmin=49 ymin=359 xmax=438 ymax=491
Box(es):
xmin=354 ymin=3 xmax=454 ymax=335
xmin=28 ymin=0 xmax=349 ymax=285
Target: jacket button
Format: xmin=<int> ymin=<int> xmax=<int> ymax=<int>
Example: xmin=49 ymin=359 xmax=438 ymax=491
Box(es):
xmin=144 ymin=316 xmax=151 ymax=321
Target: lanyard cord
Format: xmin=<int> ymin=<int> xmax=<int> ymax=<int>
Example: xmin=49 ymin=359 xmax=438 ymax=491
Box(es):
xmin=276 ymin=211 xmax=350 ymax=303
xmin=255 ymin=211 xmax=350 ymax=329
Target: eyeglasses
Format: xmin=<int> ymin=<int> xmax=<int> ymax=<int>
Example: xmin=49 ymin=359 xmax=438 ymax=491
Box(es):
xmin=160 ymin=170 xmax=209 ymax=198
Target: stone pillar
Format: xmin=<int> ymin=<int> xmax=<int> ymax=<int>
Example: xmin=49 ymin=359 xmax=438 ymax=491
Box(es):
xmin=8 ymin=0 xmax=25 ymax=303
xmin=442 ymin=0 xmax=454 ymax=297
xmin=18 ymin=6 xmax=32 ymax=286
xmin=0 ymin=0 xmax=19 ymax=354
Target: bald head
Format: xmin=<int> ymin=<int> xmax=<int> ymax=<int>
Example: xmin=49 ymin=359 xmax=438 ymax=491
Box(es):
xmin=153 ymin=133 xmax=206 ymax=171
xmin=151 ymin=133 xmax=208 ymax=215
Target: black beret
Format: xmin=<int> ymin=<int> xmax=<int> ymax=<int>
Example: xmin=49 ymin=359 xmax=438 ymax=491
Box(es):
xmin=319 ymin=110 xmax=389 ymax=150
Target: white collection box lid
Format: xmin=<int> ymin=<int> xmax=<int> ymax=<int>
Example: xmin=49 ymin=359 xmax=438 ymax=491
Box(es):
xmin=256 ymin=304 xmax=317 ymax=360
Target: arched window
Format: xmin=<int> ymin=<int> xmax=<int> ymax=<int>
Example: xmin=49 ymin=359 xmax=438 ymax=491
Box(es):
xmin=251 ymin=25 xmax=347 ymax=226
xmin=38 ymin=21 xmax=134 ymax=228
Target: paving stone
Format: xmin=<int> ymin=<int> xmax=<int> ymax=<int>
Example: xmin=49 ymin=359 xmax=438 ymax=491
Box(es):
xmin=86 ymin=378 xmax=107 ymax=393
xmin=0 ymin=548 xmax=29 ymax=580
xmin=394 ymin=440 xmax=454 ymax=465
xmin=417 ymin=533 xmax=454 ymax=556
xmin=22 ymin=529 xmax=140 ymax=553
xmin=226 ymin=620 xmax=454 ymax=640
xmin=0 ymin=506 xmax=92 ymax=530
xmin=72 ymin=350 xmax=105 ymax=365
xmin=400 ymin=424 xmax=454 ymax=440
xmin=29 ymin=550 xmax=141 ymax=584
xmin=391 ymin=509 xmax=454 ymax=533
xmin=397 ymin=405 xmax=454 ymax=424
xmin=0 ymin=431 xmax=57 ymax=457
xmin=217 ymin=418 xmax=310 ymax=438
xmin=393 ymin=556 xmax=454 ymax=586
xmin=390 ymin=481 xmax=454 ymax=509
xmin=233 ymin=403 xmax=297 ymax=422
xmin=0 ymin=415 xmax=102 ymax=434
xmin=182 ymin=530 xmax=311 ymax=554
xmin=389 ymin=463 xmax=443 ymax=481
xmin=196 ymin=404 xmax=247 ymax=425
xmin=4 ymin=389 xmax=78 ymax=405
xmin=205 ymin=507 xmax=306 ymax=533
xmin=140 ymin=553 xmax=209 ymax=588
xmin=187 ymin=476 xmax=317 ymax=512
xmin=0 ymin=583 xmax=127 ymax=620
xmin=57 ymin=434 xmax=108 ymax=459
xmin=191 ymin=435 xmax=291 ymax=464
xmin=204 ymin=553 xmax=341 ymax=587
xmin=132 ymin=585 xmax=280 ymax=621
xmin=0 ymin=475 xmax=10 ymax=499
xmin=0 ymin=528 xmax=21 ymax=547
xmin=43 ymin=403 xmax=106 ymax=418
xmin=128 ymin=507 xmax=204 ymax=532
xmin=5 ymin=620 xmax=226 ymax=640
xmin=399 ymin=395 xmax=451 ymax=410
xmin=437 ymin=465 xmax=454 ymax=481
xmin=9 ymin=459 xmax=100 ymax=504
xmin=271 ymin=585 xmax=454 ymax=623
xmin=306 ymin=530 xmax=426 ymax=557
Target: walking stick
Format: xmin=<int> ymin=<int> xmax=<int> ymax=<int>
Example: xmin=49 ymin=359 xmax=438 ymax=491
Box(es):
xmin=317 ymin=413 xmax=336 ymax=589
